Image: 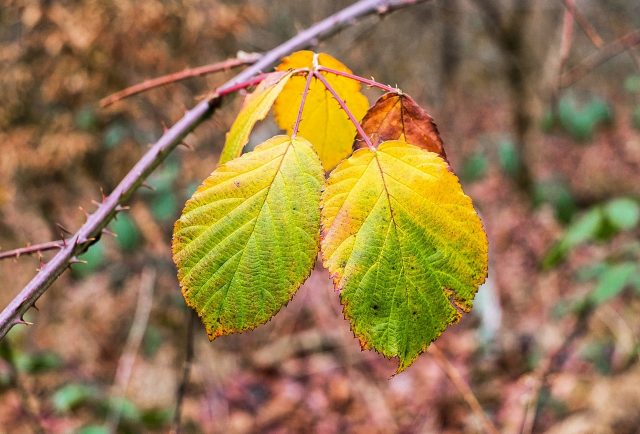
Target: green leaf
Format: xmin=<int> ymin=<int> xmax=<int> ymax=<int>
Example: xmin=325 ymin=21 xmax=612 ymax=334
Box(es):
xmin=321 ymin=141 xmax=488 ymax=372
xmin=173 ymin=135 xmax=324 ymax=339
xmin=51 ymin=384 xmax=98 ymax=412
xmin=543 ymin=207 xmax=603 ymax=268
xmin=591 ymin=262 xmax=637 ymax=304
xmin=72 ymin=242 xmax=106 ymax=278
xmin=533 ymin=180 xmax=576 ymax=224
xmin=77 ymin=426 xmax=109 ymax=434
xmin=604 ymin=198 xmax=640 ymax=231
xmin=460 ymin=152 xmax=487 ymax=183
xmin=498 ymin=139 xmax=521 ymax=178
xmin=624 ymin=74 xmax=640 ymax=93
xmin=219 ymin=71 xmax=294 ymax=164
xmin=632 ymin=106 xmax=640 ymax=130
xmin=150 ymin=192 xmax=178 ymax=222
xmin=110 ymin=214 xmax=140 ymax=251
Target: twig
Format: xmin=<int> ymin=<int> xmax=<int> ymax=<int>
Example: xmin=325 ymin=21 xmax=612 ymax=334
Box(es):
xmin=107 ymin=268 xmax=156 ymax=433
xmin=316 ymin=65 xmax=400 ymax=93
xmin=290 ymin=69 xmax=314 ymax=139
xmin=170 ymin=309 xmax=196 ymax=434
xmin=519 ymin=301 xmax=594 ymax=434
xmin=100 ymin=53 xmax=261 ymax=107
xmin=557 ymin=0 xmax=576 ymax=81
xmin=560 ymin=28 xmax=640 ymax=87
xmin=0 ymin=0 xmax=432 ymax=341
xmin=430 ymin=344 xmax=500 ymax=434
xmin=313 ymin=71 xmax=374 ymax=149
xmin=0 ymin=240 xmax=67 ymax=261
xmin=560 ymin=0 xmax=603 ymax=48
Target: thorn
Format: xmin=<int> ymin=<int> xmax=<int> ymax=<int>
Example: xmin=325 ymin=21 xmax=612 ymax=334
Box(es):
xmin=100 ymin=187 xmax=107 ymax=202
xmin=179 ymin=141 xmax=193 ymax=151
xmin=91 ymin=199 xmax=102 ymax=208
xmin=14 ymin=318 xmax=33 ymax=326
xmin=56 ymin=223 xmax=72 ymax=235
xmin=161 ymin=121 xmax=169 ymax=133
xmin=32 ymin=302 xmax=39 ymax=312
xmin=102 ymin=228 xmax=117 ymax=238
xmin=69 ymin=256 xmax=88 ymax=265
xmin=78 ymin=206 xmax=90 ymax=218
xmin=115 ymin=204 xmax=130 ymax=212
xmin=141 ymin=182 xmax=156 ymax=191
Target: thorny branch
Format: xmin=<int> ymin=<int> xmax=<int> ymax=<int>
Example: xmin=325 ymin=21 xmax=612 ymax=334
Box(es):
xmin=100 ymin=52 xmax=262 ymax=107
xmin=0 ymin=0 xmax=432 ymax=339
xmin=0 ymin=240 xmax=68 ymax=261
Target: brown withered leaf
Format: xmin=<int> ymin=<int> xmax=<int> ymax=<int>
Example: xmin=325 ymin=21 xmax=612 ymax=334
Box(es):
xmin=355 ymin=93 xmax=446 ymax=160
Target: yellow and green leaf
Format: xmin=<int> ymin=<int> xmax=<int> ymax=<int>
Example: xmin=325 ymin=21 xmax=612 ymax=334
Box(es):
xmin=173 ymin=135 xmax=324 ymax=339
xmin=219 ymin=71 xmax=294 ymax=164
xmin=321 ymin=140 xmax=488 ymax=372
xmin=273 ymin=50 xmax=369 ymax=171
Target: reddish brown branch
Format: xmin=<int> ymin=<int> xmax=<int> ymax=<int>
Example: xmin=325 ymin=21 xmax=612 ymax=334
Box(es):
xmin=314 ymin=71 xmax=374 ymax=149
xmin=100 ymin=53 xmax=261 ymax=107
xmin=291 ymin=69 xmax=314 ymax=138
xmin=0 ymin=240 xmax=67 ymax=261
xmin=317 ymin=65 xmax=399 ymax=93
xmin=561 ymin=28 xmax=640 ymax=87
xmin=560 ymin=0 xmax=603 ymax=49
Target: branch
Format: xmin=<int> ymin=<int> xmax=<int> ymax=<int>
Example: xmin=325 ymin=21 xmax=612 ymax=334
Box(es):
xmin=317 ymin=65 xmax=400 ymax=93
xmin=107 ymin=268 xmax=156 ymax=433
xmin=560 ymin=0 xmax=603 ymax=49
xmin=290 ymin=69 xmax=314 ymax=138
xmin=430 ymin=345 xmax=499 ymax=434
xmin=519 ymin=301 xmax=595 ymax=434
xmin=170 ymin=310 xmax=196 ymax=434
xmin=0 ymin=0 xmax=432 ymax=340
xmin=560 ymin=28 xmax=640 ymax=87
xmin=314 ymin=71 xmax=374 ymax=149
xmin=0 ymin=240 xmax=67 ymax=261
xmin=100 ymin=52 xmax=262 ymax=107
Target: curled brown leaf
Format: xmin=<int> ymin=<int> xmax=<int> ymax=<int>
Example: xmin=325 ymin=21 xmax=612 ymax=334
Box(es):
xmin=355 ymin=93 xmax=446 ymax=160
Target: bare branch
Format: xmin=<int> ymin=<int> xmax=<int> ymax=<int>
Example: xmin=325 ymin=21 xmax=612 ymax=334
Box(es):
xmin=108 ymin=268 xmax=156 ymax=433
xmin=100 ymin=53 xmax=262 ymax=107
xmin=170 ymin=310 xmax=196 ymax=434
xmin=430 ymin=345 xmax=499 ymax=434
xmin=560 ymin=0 xmax=604 ymax=48
xmin=0 ymin=0 xmax=432 ymax=340
xmin=560 ymin=28 xmax=640 ymax=87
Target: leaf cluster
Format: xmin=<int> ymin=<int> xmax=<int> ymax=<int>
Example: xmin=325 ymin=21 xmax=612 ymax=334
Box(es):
xmin=172 ymin=51 xmax=488 ymax=372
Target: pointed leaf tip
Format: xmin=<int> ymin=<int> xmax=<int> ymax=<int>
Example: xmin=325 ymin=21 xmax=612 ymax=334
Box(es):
xmin=356 ymin=93 xmax=446 ymax=160
xmin=220 ymin=71 xmax=294 ymax=164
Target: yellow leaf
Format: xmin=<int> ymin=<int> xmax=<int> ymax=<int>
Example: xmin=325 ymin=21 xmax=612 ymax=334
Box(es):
xmin=219 ymin=71 xmax=294 ymax=164
xmin=321 ymin=140 xmax=488 ymax=372
xmin=173 ymin=135 xmax=324 ymax=339
xmin=274 ymin=50 xmax=369 ymax=171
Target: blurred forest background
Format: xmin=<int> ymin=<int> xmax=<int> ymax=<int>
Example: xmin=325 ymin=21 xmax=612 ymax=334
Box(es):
xmin=1 ymin=0 xmax=640 ymax=433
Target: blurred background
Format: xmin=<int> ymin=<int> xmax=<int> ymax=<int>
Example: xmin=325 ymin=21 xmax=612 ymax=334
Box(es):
xmin=1 ymin=0 xmax=640 ymax=432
